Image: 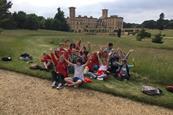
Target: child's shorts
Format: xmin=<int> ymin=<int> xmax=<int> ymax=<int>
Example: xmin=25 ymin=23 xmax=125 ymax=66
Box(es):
xmin=73 ymin=77 xmax=83 ymax=82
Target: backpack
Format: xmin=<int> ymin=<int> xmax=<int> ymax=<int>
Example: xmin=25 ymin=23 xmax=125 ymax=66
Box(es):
xmin=1 ymin=56 xmax=12 ymax=61
xmin=142 ymin=85 xmax=162 ymax=96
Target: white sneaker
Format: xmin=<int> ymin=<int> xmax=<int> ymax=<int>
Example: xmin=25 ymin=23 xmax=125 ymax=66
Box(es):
xmin=97 ymin=77 xmax=104 ymax=80
xmin=51 ymin=81 xmax=56 ymax=88
xmin=56 ymin=83 xmax=63 ymax=89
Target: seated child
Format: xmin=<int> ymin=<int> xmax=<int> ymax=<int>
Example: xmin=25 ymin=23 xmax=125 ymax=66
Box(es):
xmin=87 ymin=52 xmax=99 ymax=72
xmin=115 ymin=49 xmax=134 ymax=80
xmin=88 ymin=51 xmax=110 ymax=80
xmin=50 ymin=51 xmax=68 ymax=89
xmin=41 ymin=53 xmax=52 ymax=70
xmin=64 ymin=56 xmax=90 ymax=87
xmin=79 ymin=46 xmax=90 ymax=64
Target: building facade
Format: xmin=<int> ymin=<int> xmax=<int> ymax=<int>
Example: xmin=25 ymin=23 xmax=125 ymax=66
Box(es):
xmin=67 ymin=7 xmax=123 ymax=33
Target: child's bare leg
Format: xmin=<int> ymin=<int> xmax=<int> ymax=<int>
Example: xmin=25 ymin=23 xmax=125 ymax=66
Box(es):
xmin=64 ymin=77 xmax=74 ymax=84
xmin=73 ymin=80 xmax=82 ymax=87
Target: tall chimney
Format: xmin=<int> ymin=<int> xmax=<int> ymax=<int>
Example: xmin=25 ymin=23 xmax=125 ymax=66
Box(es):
xmin=102 ymin=9 xmax=108 ymax=18
xmin=69 ymin=7 xmax=76 ymax=18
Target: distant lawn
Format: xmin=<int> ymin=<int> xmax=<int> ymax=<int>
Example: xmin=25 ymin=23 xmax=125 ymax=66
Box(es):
xmin=0 ymin=29 xmax=173 ymax=109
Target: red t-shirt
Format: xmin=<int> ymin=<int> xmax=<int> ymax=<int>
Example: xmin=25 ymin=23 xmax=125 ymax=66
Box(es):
xmin=50 ymin=53 xmax=68 ymax=77
xmin=41 ymin=54 xmax=51 ymax=63
xmin=87 ymin=53 xmax=99 ymax=71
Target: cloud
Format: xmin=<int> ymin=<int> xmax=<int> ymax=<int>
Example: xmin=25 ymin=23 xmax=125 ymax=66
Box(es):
xmin=9 ymin=0 xmax=173 ymax=23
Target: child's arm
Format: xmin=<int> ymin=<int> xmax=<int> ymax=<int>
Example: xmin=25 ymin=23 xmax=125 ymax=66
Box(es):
xmin=83 ymin=55 xmax=91 ymax=67
xmin=117 ymin=48 xmax=126 ymax=59
xmin=106 ymin=52 xmax=111 ymax=66
xmin=124 ymin=49 xmax=134 ymax=59
xmin=64 ymin=56 xmax=75 ymax=66
xmin=43 ymin=62 xmax=48 ymax=69
xmin=97 ymin=52 xmax=103 ymax=65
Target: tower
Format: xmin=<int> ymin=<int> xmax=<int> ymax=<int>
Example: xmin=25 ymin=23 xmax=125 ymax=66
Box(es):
xmin=69 ymin=7 xmax=76 ymax=18
xmin=102 ymin=9 xmax=108 ymax=18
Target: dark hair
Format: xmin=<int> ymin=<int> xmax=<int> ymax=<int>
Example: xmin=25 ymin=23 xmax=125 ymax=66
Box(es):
xmin=108 ymin=43 xmax=113 ymax=47
xmin=76 ymin=58 xmax=83 ymax=64
xmin=70 ymin=43 xmax=76 ymax=49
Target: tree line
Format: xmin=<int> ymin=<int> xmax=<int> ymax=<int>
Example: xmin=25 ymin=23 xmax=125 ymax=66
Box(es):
xmin=124 ymin=13 xmax=173 ymax=30
xmin=0 ymin=0 xmax=69 ymax=31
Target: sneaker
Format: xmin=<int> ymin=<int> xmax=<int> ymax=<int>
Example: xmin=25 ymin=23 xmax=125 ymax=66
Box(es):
xmin=97 ymin=77 xmax=104 ymax=80
xmin=51 ymin=81 xmax=56 ymax=88
xmin=56 ymin=83 xmax=63 ymax=89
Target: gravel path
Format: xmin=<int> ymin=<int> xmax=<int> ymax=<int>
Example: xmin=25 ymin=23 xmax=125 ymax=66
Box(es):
xmin=0 ymin=69 xmax=173 ymax=115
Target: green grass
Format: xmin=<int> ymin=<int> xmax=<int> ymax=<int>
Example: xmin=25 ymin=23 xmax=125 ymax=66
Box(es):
xmin=0 ymin=29 xmax=173 ymax=109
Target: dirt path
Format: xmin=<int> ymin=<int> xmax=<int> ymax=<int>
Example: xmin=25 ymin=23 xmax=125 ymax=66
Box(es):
xmin=0 ymin=70 xmax=173 ymax=115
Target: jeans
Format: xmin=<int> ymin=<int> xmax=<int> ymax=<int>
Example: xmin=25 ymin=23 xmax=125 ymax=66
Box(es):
xmin=51 ymin=71 xmax=65 ymax=85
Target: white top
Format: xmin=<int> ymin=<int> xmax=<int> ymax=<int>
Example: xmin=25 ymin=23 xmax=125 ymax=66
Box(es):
xmin=74 ymin=64 xmax=85 ymax=80
xmin=98 ymin=65 xmax=108 ymax=71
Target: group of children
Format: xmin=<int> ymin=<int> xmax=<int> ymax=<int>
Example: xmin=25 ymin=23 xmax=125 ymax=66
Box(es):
xmin=41 ymin=40 xmax=134 ymax=89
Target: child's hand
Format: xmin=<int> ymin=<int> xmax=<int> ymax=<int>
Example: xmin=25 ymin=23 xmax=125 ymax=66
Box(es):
xmin=49 ymin=48 xmax=54 ymax=52
xmin=129 ymin=49 xmax=134 ymax=52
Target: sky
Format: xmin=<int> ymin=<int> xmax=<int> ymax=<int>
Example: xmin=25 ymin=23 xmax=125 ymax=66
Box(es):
xmin=10 ymin=0 xmax=173 ymax=24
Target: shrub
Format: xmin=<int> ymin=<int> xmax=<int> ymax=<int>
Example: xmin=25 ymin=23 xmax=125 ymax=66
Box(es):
xmin=136 ymin=29 xmax=151 ymax=41
xmin=152 ymin=33 xmax=164 ymax=44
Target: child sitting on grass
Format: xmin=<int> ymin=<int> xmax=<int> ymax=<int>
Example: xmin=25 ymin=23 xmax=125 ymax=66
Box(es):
xmin=95 ymin=51 xmax=110 ymax=80
xmin=50 ymin=50 xmax=68 ymax=89
xmin=87 ymin=50 xmax=110 ymax=80
xmin=41 ymin=53 xmax=52 ymax=70
xmin=64 ymin=56 xmax=90 ymax=87
xmin=115 ymin=49 xmax=134 ymax=80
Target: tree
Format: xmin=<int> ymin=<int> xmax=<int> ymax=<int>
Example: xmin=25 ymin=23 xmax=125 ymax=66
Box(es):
xmin=167 ymin=20 xmax=173 ymax=29
xmin=152 ymin=32 xmax=164 ymax=44
xmin=53 ymin=7 xmax=69 ymax=31
xmin=24 ymin=14 xmax=39 ymax=30
xmin=0 ymin=0 xmax=13 ymax=28
xmin=142 ymin=20 xmax=157 ymax=29
xmin=136 ymin=29 xmax=151 ymax=41
xmin=13 ymin=11 xmax=27 ymax=28
xmin=157 ymin=13 xmax=165 ymax=30
xmin=159 ymin=13 xmax=165 ymax=20
xmin=37 ymin=16 xmax=45 ymax=29
xmin=45 ymin=18 xmax=54 ymax=30
xmin=123 ymin=22 xmax=141 ymax=28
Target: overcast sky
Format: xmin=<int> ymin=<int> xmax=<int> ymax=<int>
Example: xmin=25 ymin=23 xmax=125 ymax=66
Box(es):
xmin=10 ymin=0 xmax=173 ymax=24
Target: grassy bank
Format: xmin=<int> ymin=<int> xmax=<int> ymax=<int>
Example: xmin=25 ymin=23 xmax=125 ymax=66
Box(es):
xmin=0 ymin=29 xmax=173 ymax=109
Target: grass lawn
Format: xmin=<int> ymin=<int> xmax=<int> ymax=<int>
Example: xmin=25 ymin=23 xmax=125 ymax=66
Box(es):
xmin=0 ymin=29 xmax=173 ymax=109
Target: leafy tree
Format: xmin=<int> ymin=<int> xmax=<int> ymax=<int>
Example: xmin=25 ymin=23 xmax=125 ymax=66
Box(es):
xmin=167 ymin=20 xmax=173 ymax=29
xmin=13 ymin=11 xmax=27 ymax=28
xmin=142 ymin=20 xmax=157 ymax=29
xmin=24 ymin=14 xmax=39 ymax=30
xmin=45 ymin=18 xmax=54 ymax=30
xmin=152 ymin=32 xmax=164 ymax=44
xmin=157 ymin=13 xmax=165 ymax=30
xmin=53 ymin=7 xmax=69 ymax=31
xmin=123 ymin=22 xmax=141 ymax=28
xmin=136 ymin=29 xmax=151 ymax=41
xmin=37 ymin=16 xmax=46 ymax=29
xmin=159 ymin=13 xmax=165 ymax=20
xmin=0 ymin=0 xmax=13 ymax=28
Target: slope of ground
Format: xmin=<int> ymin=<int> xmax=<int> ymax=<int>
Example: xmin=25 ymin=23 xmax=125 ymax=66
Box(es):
xmin=0 ymin=69 xmax=173 ymax=115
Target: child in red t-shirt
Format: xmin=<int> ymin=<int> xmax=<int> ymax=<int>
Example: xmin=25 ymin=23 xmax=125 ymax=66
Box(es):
xmin=87 ymin=52 xmax=99 ymax=72
xmin=41 ymin=53 xmax=52 ymax=70
xmin=50 ymin=52 xmax=68 ymax=89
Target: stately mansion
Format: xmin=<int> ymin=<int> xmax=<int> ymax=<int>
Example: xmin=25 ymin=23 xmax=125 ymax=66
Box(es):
xmin=66 ymin=7 xmax=123 ymax=33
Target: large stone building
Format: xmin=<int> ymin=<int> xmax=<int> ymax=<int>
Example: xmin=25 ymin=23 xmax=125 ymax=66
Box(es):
xmin=67 ymin=7 xmax=123 ymax=33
